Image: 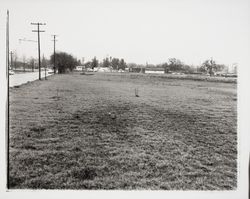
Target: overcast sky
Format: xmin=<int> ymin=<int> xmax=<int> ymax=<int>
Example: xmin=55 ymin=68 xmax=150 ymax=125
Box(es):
xmin=1 ymin=0 xmax=250 ymax=66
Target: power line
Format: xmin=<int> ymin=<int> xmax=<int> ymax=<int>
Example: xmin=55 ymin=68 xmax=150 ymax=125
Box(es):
xmin=19 ymin=38 xmax=37 ymax=43
xmin=51 ymin=35 xmax=58 ymax=74
xmin=31 ymin=22 xmax=46 ymax=80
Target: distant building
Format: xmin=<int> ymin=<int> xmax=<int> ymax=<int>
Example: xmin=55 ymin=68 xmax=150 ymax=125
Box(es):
xmin=97 ymin=67 xmax=111 ymax=72
xmin=145 ymin=67 xmax=165 ymax=74
xmin=75 ymin=66 xmax=85 ymax=71
xmin=129 ymin=68 xmax=145 ymax=73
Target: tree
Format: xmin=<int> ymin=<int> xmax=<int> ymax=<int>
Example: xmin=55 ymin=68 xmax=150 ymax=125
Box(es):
xmin=22 ymin=55 xmax=26 ymax=72
xmin=41 ymin=55 xmax=50 ymax=69
xmin=50 ymin=52 xmax=78 ymax=73
xmin=29 ymin=57 xmax=35 ymax=72
xmin=157 ymin=62 xmax=169 ymax=73
xmin=181 ymin=65 xmax=196 ymax=74
xmin=111 ymin=58 xmax=120 ymax=70
xmin=84 ymin=61 xmax=92 ymax=68
xmin=13 ymin=51 xmax=18 ymax=70
xmin=201 ymin=58 xmax=216 ymax=76
xmin=118 ymin=58 xmax=126 ymax=70
xmin=102 ymin=57 xmax=110 ymax=68
xmin=91 ymin=57 xmax=99 ymax=69
xmin=214 ymin=64 xmax=226 ymax=73
xmin=168 ymin=58 xmax=183 ymax=71
xmin=77 ymin=59 xmax=81 ymax=66
xmin=127 ymin=63 xmax=138 ymax=68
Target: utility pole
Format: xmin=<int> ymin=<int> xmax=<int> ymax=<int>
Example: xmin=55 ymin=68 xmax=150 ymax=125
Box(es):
xmin=6 ymin=9 xmax=10 ymax=190
xmin=51 ymin=35 xmax=58 ymax=74
xmin=6 ymin=10 xmax=9 ymax=73
xmin=31 ymin=22 xmax=46 ymax=80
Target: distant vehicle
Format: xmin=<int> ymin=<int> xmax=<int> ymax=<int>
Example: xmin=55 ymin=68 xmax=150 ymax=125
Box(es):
xmin=99 ymin=67 xmax=112 ymax=72
xmin=224 ymin=73 xmax=237 ymax=78
xmin=9 ymin=70 xmax=14 ymax=75
xmin=86 ymin=68 xmax=93 ymax=72
xmin=215 ymin=73 xmax=237 ymax=78
xmin=47 ymin=69 xmax=54 ymax=74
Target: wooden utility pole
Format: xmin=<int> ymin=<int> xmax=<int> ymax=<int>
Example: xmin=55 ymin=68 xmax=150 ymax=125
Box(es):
xmin=6 ymin=10 xmax=9 ymax=73
xmin=31 ymin=22 xmax=46 ymax=80
xmin=51 ymin=35 xmax=58 ymax=74
xmin=6 ymin=9 xmax=10 ymax=189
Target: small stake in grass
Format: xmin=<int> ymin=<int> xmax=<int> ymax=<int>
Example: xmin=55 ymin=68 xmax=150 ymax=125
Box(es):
xmin=108 ymin=112 xmax=116 ymax=120
xmin=135 ymin=88 xmax=139 ymax=97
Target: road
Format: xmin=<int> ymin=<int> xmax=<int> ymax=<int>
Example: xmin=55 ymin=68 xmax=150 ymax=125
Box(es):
xmin=9 ymin=71 xmax=53 ymax=87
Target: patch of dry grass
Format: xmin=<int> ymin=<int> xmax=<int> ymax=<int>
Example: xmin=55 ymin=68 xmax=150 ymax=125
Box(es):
xmin=9 ymin=72 xmax=237 ymax=189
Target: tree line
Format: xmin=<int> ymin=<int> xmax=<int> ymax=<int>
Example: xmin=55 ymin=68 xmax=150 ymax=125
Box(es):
xmin=9 ymin=52 xmax=50 ymax=72
xmin=127 ymin=58 xmax=233 ymax=76
xmin=11 ymin=51 xmax=236 ymax=75
xmin=83 ymin=56 xmax=127 ymax=71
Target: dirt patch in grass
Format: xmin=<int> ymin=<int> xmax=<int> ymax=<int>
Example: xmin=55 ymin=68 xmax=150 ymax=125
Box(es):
xmin=30 ymin=126 xmax=46 ymax=132
xmin=9 ymin=73 xmax=237 ymax=190
xmin=71 ymin=167 xmax=97 ymax=180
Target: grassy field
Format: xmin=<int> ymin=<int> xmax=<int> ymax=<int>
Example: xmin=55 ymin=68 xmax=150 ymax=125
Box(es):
xmin=9 ymin=72 xmax=237 ymax=190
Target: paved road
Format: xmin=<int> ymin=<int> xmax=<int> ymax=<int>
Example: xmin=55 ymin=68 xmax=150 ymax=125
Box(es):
xmin=9 ymin=71 xmax=53 ymax=87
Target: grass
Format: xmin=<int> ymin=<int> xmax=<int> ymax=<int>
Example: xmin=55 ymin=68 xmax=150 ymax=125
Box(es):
xmin=9 ymin=72 xmax=237 ymax=190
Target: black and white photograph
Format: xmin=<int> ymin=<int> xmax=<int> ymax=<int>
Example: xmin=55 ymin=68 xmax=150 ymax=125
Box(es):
xmin=0 ymin=0 xmax=249 ymax=198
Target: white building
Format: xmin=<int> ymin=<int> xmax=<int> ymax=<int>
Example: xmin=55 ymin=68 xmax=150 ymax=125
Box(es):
xmin=75 ymin=66 xmax=85 ymax=71
xmin=145 ymin=67 xmax=165 ymax=74
xmin=97 ymin=67 xmax=111 ymax=72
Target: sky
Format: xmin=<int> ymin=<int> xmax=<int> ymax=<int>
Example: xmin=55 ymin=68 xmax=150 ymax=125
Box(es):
xmin=1 ymin=0 xmax=250 ymax=67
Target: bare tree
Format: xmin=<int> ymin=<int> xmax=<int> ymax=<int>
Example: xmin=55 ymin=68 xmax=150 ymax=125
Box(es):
xmin=22 ymin=55 xmax=26 ymax=72
xmin=13 ymin=51 xmax=18 ymax=70
xmin=29 ymin=57 xmax=35 ymax=72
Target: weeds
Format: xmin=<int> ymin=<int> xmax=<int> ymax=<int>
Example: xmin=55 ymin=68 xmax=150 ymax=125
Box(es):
xmin=135 ymin=88 xmax=139 ymax=97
